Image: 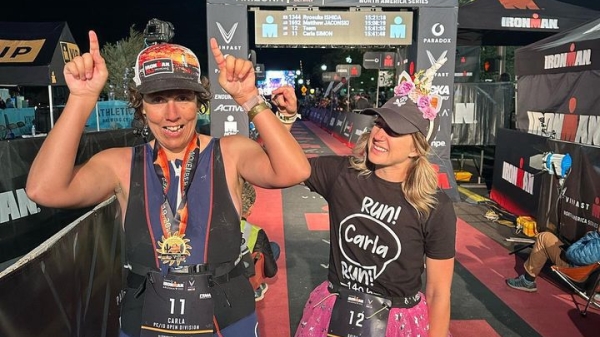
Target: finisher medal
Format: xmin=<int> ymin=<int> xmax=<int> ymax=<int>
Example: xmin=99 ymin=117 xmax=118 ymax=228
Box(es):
xmin=156 ymin=233 xmax=192 ymax=266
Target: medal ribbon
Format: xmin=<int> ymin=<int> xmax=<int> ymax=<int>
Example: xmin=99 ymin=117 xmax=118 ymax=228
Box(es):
xmin=152 ymin=136 xmax=200 ymax=239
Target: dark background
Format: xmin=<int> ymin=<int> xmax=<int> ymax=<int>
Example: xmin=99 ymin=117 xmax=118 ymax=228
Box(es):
xmin=4 ymin=0 xmax=599 ymax=72
xmin=2 ymin=0 xmax=323 ymax=71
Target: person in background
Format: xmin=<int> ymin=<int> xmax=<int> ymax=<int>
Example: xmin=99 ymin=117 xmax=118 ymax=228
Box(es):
xmin=506 ymin=229 xmax=600 ymax=294
xmin=5 ymin=97 xmax=14 ymax=108
xmin=499 ymin=72 xmax=511 ymax=82
xmin=289 ymin=58 xmax=456 ymax=336
xmin=240 ymin=181 xmax=280 ymax=301
xmin=0 ymin=98 xmax=6 ymax=109
xmin=26 ymin=30 xmax=309 ymax=337
xmin=354 ymin=93 xmax=372 ymax=110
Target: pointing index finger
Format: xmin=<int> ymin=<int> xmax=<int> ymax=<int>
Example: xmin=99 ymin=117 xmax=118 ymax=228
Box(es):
xmin=210 ymin=38 xmax=226 ymax=70
xmin=89 ymin=31 xmax=100 ymax=56
xmin=88 ymin=31 xmax=104 ymax=65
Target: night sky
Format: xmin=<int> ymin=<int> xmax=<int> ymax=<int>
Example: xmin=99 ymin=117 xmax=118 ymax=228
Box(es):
xmin=3 ymin=0 xmax=600 ymax=73
xmin=2 ymin=0 xmax=323 ymax=72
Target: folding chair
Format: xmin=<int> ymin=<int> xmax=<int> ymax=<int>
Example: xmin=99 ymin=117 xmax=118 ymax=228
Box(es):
xmin=551 ymin=262 xmax=600 ymax=316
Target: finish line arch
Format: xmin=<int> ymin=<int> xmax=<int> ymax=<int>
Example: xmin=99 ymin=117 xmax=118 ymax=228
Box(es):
xmin=206 ymin=0 xmax=459 ymax=200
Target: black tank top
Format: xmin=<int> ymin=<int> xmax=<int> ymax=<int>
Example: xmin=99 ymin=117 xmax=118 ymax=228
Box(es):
xmin=120 ymin=138 xmax=254 ymax=336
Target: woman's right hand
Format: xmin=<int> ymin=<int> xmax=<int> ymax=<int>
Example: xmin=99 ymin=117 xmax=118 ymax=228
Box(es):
xmin=63 ymin=30 xmax=108 ymax=99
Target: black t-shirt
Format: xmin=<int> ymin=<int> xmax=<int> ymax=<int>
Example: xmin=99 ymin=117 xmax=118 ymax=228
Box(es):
xmin=305 ymin=156 xmax=456 ymax=298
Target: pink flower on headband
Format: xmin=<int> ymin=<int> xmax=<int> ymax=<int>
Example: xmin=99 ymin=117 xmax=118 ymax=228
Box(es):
xmin=417 ymin=96 xmax=437 ymax=120
xmin=394 ymin=81 xmax=414 ymax=96
xmin=392 ymin=55 xmax=447 ymax=125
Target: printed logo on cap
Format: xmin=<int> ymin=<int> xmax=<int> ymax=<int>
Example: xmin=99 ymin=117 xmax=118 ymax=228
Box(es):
xmin=133 ymin=44 xmax=201 ymax=87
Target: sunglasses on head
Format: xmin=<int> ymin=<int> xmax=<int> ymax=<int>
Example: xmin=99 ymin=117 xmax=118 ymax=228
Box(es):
xmin=373 ymin=117 xmax=402 ymax=137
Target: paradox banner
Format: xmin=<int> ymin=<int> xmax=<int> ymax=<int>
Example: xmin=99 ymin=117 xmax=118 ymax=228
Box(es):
xmin=415 ymin=6 xmax=459 ymax=201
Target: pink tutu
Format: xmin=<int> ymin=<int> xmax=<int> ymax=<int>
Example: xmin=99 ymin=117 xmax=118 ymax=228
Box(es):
xmin=294 ymin=281 xmax=439 ymax=337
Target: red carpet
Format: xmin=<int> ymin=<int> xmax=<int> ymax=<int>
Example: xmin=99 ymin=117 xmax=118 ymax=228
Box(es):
xmin=301 ymin=122 xmax=353 ymax=156
xmin=449 ymin=320 xmax=500 ymax=337
xmin=250 ymin=187 xmax=291 ymax=337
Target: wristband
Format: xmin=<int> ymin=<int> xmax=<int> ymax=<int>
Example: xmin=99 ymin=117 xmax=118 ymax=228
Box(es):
xmin=241 ymin=95 xmax=267 ymax=112
xmin=276 ymin=110 xmax=299 ymax=124
xmin=248 ymin=102 xmax=271 ymax=122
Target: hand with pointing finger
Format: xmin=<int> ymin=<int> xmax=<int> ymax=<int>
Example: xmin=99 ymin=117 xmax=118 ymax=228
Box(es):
xmin=63 ymin=30 xmax=108 ymax=99
xmin=210 ymin=37 xmax=257 ymax=106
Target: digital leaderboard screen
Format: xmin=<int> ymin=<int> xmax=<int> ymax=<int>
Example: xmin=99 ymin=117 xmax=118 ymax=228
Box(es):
xmin=254 ymin=10 xmax=413 ymax=47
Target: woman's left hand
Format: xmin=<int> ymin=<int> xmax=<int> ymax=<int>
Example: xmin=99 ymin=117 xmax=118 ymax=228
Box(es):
xmin=209 ymin=37 xmax=257 ymax=105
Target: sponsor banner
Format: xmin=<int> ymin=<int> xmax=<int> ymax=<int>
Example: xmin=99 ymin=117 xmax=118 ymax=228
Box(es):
xmin=207 ymin=3 xmax=249 ymax=137
xmin=0 ymin=108 xmax=35 ymax=137
xmin=515 ymin=17 xmax=600 ymax=76
xmin=0 ymin=198 xmax=122 ymax=336
xmin=327 ymin=111 xmax=339 ymax=133
xmin=493 ymin=129 xmax=600 ymax=242
xmin=549 ymin=141 xmax=600 ymax=242
xmin=454 ymin=46 xmax=480 ymax=82
xmin=345 ymin=113 xmax=373 ymax=145
xmin=339 ymin=112 xmax=357 ymax=145
xmin=526 ymin=42 xmax=596 ymax=76
xmin=416 ymin=6 xmax=459 ymax=200
xmin=321 ymin=108 xmax=333 ymax=130
xmin=452 ymin=82 xmax=514 ymax=146
xmin=332 ymin=111 xmax=347 ymax=136
xmin=86 ymin=100 xmax=135 ymax=131
xmin=0 ymin=130 xmax=142 ymax=263
xmin=458 ymin=0 xmax=599 ymax=33
xmin=516 ymin=72 xmax=600 ymax=147
xmin=491 ymin=128 xmax=547 ymax=217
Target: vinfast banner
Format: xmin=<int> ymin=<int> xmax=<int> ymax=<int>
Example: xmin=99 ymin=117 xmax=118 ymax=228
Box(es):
xmin=548 ymin=141 xmax=600 ymax=243
xmin=207 ymin=3 xmax=250 ymax=138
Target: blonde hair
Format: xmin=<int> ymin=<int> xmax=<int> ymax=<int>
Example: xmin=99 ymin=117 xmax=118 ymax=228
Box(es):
xmin=349 ymin=131 xmax=438 ymax=218
xmin=242 ymin=181 xmax=256 ymax=218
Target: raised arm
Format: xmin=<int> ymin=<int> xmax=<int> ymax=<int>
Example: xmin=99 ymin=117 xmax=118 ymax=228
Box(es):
xmin=26 ymin=31 xmax=120 ymax=208
xmin=210 ymin=38 xmax=309 ymax=188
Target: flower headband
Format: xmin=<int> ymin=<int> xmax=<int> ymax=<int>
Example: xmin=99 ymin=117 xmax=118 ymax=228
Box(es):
xmin=393 ymin=54 xmax=447 ymax=140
